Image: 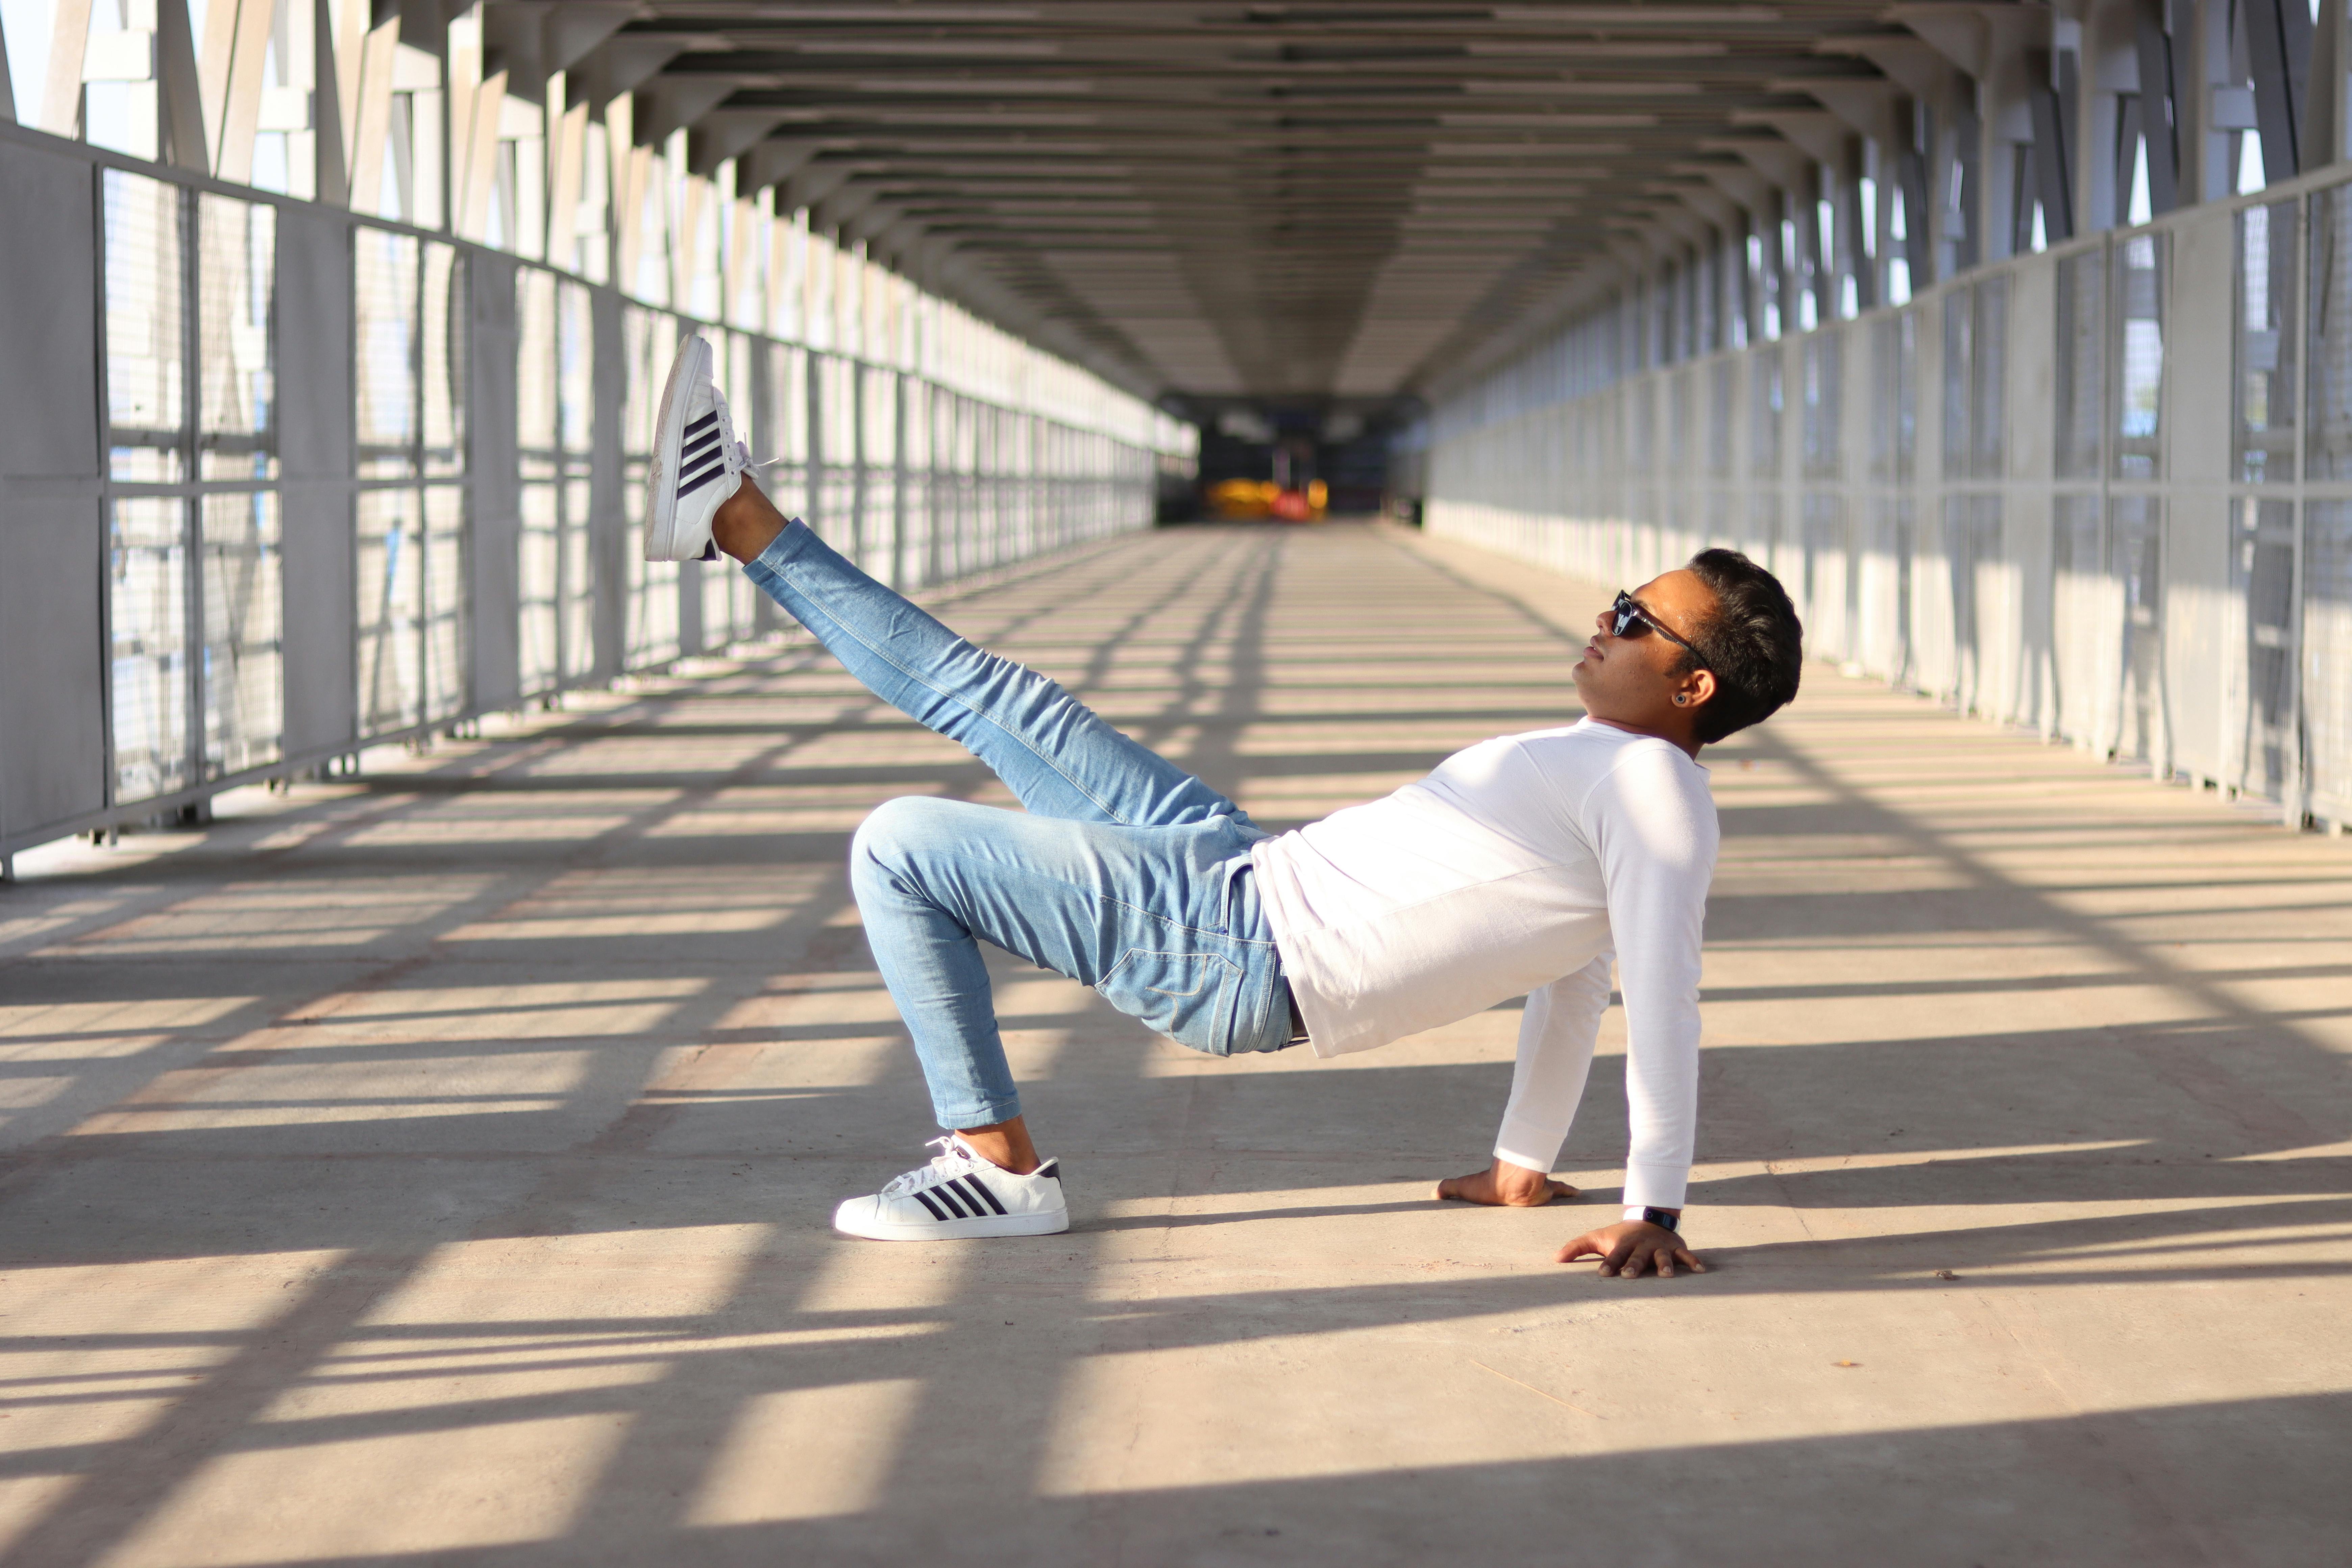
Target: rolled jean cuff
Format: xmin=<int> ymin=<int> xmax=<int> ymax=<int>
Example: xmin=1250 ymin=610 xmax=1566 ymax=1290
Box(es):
xmin=747 ymin=519 xmax=810 ymax=578
xmin=935 ymin=1093 xmax=1024 ymax=1132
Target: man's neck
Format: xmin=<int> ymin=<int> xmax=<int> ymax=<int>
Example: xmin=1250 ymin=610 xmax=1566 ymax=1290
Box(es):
xmin=1586 ymin=715 xmax=1703 ymax=760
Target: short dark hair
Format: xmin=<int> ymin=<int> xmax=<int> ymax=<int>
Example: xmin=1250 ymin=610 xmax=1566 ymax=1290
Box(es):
xmin=1676 ymin=549 xmax=1804 ymax=745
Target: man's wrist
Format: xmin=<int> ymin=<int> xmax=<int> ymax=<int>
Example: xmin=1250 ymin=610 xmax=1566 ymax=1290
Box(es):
xmin=1622 ymin=1205 xmax=1681 ymax=1232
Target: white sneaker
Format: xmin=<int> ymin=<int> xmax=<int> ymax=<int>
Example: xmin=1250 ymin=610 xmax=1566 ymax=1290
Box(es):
xmin=642 ymin=332 xmax=749 ymax=562
xmin=833 ymin=1135 xmax=1070 ymax=1241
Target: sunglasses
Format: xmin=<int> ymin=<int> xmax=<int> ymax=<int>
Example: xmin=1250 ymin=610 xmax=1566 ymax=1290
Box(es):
xmin=1609 ymin=590 xmax=1707 ymax=665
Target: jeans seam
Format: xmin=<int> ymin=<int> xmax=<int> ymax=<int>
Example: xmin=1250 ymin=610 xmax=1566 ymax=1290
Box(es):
xmin=1099 ymin=948 xmax=1243 ymax=994
xmin=1098 ymin=895 xmax=1277 ymax=947
xmin=869 ymin=844 xmax=1261 ymax=958
xmin=755 ymin=552 xmax=1139 ymax=826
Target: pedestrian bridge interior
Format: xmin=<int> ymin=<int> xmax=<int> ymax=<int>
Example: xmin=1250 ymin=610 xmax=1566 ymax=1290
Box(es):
xmin=2 ymin=0 xmax=2350 ymax=1561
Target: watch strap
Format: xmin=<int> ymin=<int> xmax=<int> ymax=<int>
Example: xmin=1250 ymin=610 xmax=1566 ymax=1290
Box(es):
xmin=1623 ymin=1205 xmax=1680 ymax=1232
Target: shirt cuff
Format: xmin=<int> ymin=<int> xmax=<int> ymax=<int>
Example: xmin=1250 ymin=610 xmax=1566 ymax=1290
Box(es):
xmin=1621 ymin=1160 xmax=1689 ymax=1210
xmin=1493 ymin=1113 xmax=1571 ymax=1177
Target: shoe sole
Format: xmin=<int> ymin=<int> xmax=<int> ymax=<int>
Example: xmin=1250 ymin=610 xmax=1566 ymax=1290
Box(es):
xmin=643 ymin=334 xmax=711 ymax=561
xmin=834 ymin=1208 xmax=1070 ymax=1242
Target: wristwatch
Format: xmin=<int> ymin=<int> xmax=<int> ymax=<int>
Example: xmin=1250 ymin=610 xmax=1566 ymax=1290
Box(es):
xmin=1623 ymin=1205 xmax=1681 ymax=1233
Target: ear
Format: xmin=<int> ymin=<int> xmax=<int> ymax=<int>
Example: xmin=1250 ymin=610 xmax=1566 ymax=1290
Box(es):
xmin=1673 ymin=666 xmax=1717 ymax=712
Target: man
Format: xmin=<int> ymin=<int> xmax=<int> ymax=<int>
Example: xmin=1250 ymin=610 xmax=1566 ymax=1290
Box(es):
xmin=643 ymin=335 xmax=1803 ymax=1278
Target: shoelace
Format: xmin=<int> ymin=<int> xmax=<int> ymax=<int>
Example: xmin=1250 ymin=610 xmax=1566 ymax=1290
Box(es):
xmin=701 ymin=385 xmax=786 ymax=474
xmin=880 ymin=1135 xmax=966 ymax=1198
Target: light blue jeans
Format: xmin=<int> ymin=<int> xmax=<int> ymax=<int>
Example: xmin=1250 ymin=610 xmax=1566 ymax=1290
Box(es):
xmin=743 ymin=520 xmax=1298 ymax=1129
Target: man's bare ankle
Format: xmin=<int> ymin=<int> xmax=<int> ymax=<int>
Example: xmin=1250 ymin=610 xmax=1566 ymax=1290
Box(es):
xmin=712 ymin=479 xmax=787 ymax=562
xmin=953 ymin=1124 xmax=1041 ymax=1176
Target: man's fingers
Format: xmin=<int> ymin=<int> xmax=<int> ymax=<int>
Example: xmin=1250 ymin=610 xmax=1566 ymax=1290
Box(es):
xmin=1558 ymin=1231 xmax=1605 ymax=1264
xmin=1434 ymin=1176 xmax=1460 ymax=1201
xmin=1675 ymin=1247 xmax=1708 ymax=1273
xmin=1546 ymin=1179 xmax=1579 ymax=1200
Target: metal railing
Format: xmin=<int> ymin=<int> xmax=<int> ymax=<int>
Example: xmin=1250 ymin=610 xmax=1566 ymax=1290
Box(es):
xmin=0 ymin=125 xmax=1184 ymax=867
xmin=1422 ymin=162 xmax=2352 ymax=835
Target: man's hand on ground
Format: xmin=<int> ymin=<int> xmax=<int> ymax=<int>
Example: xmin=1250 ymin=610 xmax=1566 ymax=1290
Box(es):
xmin=1560 ymin=1220 xmax=1707 ymax=1278
xmin=1434 ymin=1157 xmax=1578 ymax=1207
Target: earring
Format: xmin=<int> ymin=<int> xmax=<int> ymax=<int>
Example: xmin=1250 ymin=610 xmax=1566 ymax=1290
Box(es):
xmin=1673 ymin=695 xmax=1687 ymax=706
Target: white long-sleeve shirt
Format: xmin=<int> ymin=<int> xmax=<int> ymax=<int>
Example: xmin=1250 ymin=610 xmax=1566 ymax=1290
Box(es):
xmin=1248 ymin=719 xmax=1718 ymax=1208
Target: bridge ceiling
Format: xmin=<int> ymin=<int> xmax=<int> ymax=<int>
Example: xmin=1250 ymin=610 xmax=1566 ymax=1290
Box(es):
xmin=505 ymin=0 xmax=1991 ymax=410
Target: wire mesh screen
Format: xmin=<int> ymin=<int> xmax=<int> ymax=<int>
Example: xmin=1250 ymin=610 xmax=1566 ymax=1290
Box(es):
xmin=423 ymin=244 xmax=467 ymax=477
xmin=900 ymin=376 xmax=934 ymax=588
xmin=814 ymin=351 xmax=860 ymax=559
xmin=558 ymin=278 xmax=596 ymax=683
xmin=623 ymin=305 xmax=681 ymax=669
xmin=357 ymin=488 xmax=424 ymax=734
xmin=200 ymin=491 xmax=283 ymax=778
xmin=698 ymin=330 xmax=760 ymax=644
xmin=2051 ymin=493 xmax=2106 ymax=745
xmin=763 ymin=341 xmax=811 ymax=522
xmin=1800 ymin=332 xmax=1840 ymax=481
xmin=2109 ymin=495 xmax=2165 ymax=763
xmin=1865 ymin=311 xmax=1914 ymax=491
xmin=104 ymin=170 xmax=183 ymax=483
xmin=2232 ymin=499 xmax=2297 ymax=797
xmin=356 ymin=229 xmax=420 ymax=479
xmin=2306 ymin=501 xmax=2352 ymax=817
xmin=1971 ymin=278 xmax=2007 ymax=480
xmin=109 ymin=497 xmax=189 ymax=802
xmin=2055 ymin=249 xmax=2105 ymax=481
xmin=423 ymin=484 xmax=467 ymax=719
xmin=1799 ymin=493 xmax=1851 ymax=659
xmin=2236 ymin=200 xmax=2297 ymax=483
xmin=2113 ymin=236 xmax=2163 ymax=480
xmin=2309 ymin=186 xmax=2352 ymax=479
xmin=1749 ymin=347 xmax=1782 ymax=480
xmin=1941 ymin=289 xmax=1973 ymax=481
xmin=862 ymin=363 xmax=900 ymax=583
xmin=1941 ymin=494 xmax=2003 ymax=716
xmin=197 ymin=195 xmax=276 ymax=481
xmin=519 ymin=472 xmax=561 ymax=694
xmin=1708 ymin=360 xmax=1734 ymax=481
xmin=518 ymin=268 xmax=561 ymax=693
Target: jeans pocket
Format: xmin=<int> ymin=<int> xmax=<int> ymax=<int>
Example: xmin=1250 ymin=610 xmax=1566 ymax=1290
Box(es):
xmin=1098 ymin=948 xmax=1240 ymax=1054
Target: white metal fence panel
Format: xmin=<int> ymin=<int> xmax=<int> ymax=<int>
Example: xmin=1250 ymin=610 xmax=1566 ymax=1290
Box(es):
xmin=1425 ymin=174 xmax=2352 ymax=834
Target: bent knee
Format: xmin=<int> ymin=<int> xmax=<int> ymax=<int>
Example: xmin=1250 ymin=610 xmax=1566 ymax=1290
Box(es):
xmin=850 ymin=795 xmax=964 ymax=880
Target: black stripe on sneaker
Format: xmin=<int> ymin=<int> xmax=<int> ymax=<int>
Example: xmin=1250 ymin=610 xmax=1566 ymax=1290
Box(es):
xmin=678 ymin=453 xmax=723 ymax=489
xmin=682 ymin=430 xmax=720 ymax=458
xmin=911 ymin=1189 xmax=952 ymax=1221
xmin=1034 ymin=1161 xmax=1060 ymax=1180
xmin=960 ymin=1175 xmax=1009 ymax=1216
xmin=931 ymin=1182 xmax=971 ymax=1219
xmin=684 ymin=410 xmax=719 ymax=436
xmin=677 ymin=463 xmax=728 ymax=498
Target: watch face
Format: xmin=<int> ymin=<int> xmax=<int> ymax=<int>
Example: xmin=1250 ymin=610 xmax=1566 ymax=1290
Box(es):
xmin=1642 ymin=1207 xmax=1679 ymax=1233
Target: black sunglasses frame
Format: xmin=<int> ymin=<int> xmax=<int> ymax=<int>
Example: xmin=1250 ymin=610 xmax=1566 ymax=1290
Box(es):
xmin=1609 ymin=590 xmax=1707 ymax=666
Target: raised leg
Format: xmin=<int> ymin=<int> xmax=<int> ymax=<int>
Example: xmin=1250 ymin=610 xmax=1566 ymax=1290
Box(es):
xmin=718 ymin=476 xmax=1245 ymax=830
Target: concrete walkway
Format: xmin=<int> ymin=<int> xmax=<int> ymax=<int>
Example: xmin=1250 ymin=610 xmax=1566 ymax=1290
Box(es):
xmin=2 ymin=523 xmax=2348 ymax=1567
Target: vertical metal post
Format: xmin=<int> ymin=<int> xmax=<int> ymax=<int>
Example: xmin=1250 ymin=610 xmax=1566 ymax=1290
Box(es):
xmin=805 ymin=346 xmax=824 ymax=546
xmin=2246 ymin=0 xmax=2313 ymax=183
xmin=850 ymin=357 xmax=867 ymax=570
xmin=892 ymin=368 xmax=908 ymax=588
xmin=181 ymin=180 xmax=205 ymax=806
xmin=2134 ymin=6 xmax=2183 ymax=212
